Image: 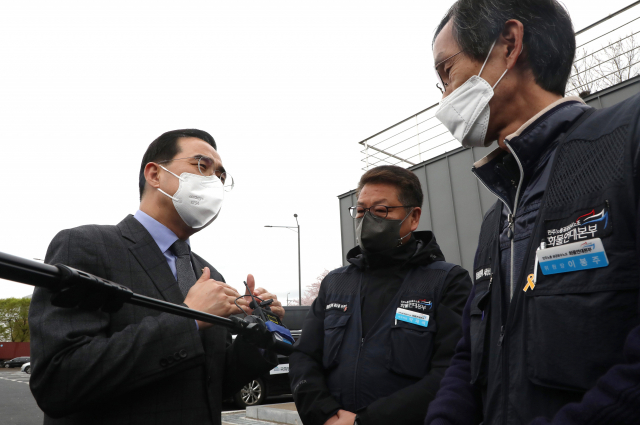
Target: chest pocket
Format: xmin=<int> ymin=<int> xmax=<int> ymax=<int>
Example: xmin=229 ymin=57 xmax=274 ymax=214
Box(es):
xmin=525 ymin=201 xmax=640 ymax=391
xmin=387 ymin=315 xmax=436 ymax=379
xmin=323 ymin=313 xmax=352 ymax=370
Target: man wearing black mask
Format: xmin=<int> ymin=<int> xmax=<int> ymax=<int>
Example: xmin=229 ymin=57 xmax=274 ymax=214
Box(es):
xmin=289 ymin=165 xmax=472 ymax=425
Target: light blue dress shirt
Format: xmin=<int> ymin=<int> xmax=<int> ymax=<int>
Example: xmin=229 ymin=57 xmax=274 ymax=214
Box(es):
xmin=133 ymin=210 xmax=190 ymax=281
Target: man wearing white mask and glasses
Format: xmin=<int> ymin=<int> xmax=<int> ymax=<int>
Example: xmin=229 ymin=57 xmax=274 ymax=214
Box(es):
xmin=29 ymin=129 xmax=284 ymax=425
xmin=425 ymin=1 xmax=640 ymax=425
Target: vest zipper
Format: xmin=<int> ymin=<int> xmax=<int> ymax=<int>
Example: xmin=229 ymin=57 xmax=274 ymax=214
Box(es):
xmin=497 ymin=325 xmax=505 ymax=347
xmin=353 ymin=337 xmax=364 ymax=409
xmin=472 ymin=142 xmax=524 ymax=300
xmin=502 ymin=140 xmax=524 ymax=425
xmin=504 ymin=139 xmax=525 ymax=301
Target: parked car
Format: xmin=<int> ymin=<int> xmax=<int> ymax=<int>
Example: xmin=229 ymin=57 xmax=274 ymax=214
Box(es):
xmin=233 ymin=329 xmax=302 ymax=408
xmin=21 ymin=362 xmax=30 ymax=374
xmin=2 ymin=356 xmax=30 ymax=368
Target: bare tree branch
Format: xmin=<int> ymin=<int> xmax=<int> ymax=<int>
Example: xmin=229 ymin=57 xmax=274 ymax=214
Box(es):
xmin=567 ymin=32 xmax=640 ymax=97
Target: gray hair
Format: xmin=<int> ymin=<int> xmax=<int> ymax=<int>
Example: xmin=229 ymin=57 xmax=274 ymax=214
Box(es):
xmin=434 ymin=0 xmax=575 ymax=96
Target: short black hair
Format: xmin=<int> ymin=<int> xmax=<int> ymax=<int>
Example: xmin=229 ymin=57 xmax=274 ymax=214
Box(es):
xmin=434 ymin=0 xmax=575 ymax=96
xmin=138 ymin=129 xmax=217 ymax=200
xmin=357 ymin=165 xmax=424 ymax=208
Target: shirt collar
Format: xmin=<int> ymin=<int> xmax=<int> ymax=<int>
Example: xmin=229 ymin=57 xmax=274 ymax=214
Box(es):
xmin=133 ymin=210 xmax=189 ymax=254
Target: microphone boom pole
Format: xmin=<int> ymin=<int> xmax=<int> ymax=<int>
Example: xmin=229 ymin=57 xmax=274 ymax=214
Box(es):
xmin=0 ymin=251 xmax=294 ymax=356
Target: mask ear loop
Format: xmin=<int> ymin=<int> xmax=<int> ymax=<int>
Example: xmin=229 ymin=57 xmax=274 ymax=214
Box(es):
xmin=478 ymin=39 xmax=498 ymax=78
xmin=156 ymin=164 xmax=185 ymax=202
xmin=397 ymin=208 xmax=416 ymax=245
xmin=480 ymin=39 xmax=525 ymax=90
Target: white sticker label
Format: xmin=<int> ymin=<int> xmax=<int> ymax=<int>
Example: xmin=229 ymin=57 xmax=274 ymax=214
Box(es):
xmin=395 ymin=308 xmax=429 ymax=327
xmin=270 ymin=364 xmax=289 ymax=375
xmin=537 ymin=238 xmax=609 ymax=275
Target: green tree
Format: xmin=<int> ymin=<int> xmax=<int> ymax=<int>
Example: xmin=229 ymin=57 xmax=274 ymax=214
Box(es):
xmin=0 ymin=297 xmax=31 ymax=342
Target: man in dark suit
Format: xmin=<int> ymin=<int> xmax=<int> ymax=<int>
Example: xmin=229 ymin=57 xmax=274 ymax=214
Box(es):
xmin=29 ymin=129 xmax=284 ymax=425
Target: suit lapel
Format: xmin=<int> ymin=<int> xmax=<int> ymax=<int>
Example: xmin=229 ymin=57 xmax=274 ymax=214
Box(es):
xmin=117 ymin=215 xmax=185 ymax=304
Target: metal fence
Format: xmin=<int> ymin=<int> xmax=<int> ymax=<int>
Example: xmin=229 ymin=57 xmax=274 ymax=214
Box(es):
xmin=341 ymin=75 xmax=640 ymax=269
xmin=360 ymin=1 xmax=640 ymax=171
xmin=567 ymin=1 xmax=640 ymax=96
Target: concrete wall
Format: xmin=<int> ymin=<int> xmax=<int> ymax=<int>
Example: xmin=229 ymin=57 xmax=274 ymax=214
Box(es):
xmin=338 ymin=75 xmax=640 ymax=271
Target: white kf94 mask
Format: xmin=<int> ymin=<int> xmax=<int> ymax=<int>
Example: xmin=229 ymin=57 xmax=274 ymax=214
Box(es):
xmin=158 ymin=165 xmax=224 ymax=229
xmin=435 ymin=39 xmax=509 ymax=148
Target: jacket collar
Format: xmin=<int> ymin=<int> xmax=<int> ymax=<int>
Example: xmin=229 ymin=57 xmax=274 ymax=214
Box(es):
xmin=472 ymin=97 xmax=590 ymax=211
xmin=474 ymin=96 xmax=586 ymax=169
xmin=117 ymin=214 xmax=185 ymax=304
xmin=346 ymin=230 xmax=445 ymax=270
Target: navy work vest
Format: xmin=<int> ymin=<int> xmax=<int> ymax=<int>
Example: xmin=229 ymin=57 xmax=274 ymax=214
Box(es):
xmin=470 ymin=98 xmax=640 ymax=424
xmin=321 ymin=260 xmax=455 ymax=412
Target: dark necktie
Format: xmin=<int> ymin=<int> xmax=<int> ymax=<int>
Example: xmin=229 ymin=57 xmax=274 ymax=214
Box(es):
xmin=170 ymin=240 xmax=197 ymax=297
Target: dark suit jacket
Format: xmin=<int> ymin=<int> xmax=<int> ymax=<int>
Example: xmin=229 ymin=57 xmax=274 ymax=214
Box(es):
xmin=29 ymin=215 xmax=276 ymax=425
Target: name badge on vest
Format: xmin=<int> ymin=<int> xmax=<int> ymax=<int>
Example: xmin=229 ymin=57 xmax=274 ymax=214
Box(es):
xmin=537 ymin=238 xmax=609 ymax=275
xmin=395 ymin=308 xmax=429 ymax=327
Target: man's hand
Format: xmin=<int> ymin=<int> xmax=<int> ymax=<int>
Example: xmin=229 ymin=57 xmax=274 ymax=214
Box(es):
xmin=184 ymin=267 xmax=251 ymax=329
xmin=246 ymin=274 xmax=285 ymax=320
xmin=330 ymin=410 xmax=355 ymax=425
xmin=323 ymin=414 xmax=339 ymax=425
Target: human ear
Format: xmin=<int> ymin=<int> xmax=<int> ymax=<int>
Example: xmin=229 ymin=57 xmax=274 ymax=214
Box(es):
xmin=144 ymin=162 xmax=161 ymax=190
xmin=500 ymin=19 xmax=525 ymax=70
xmin=410 ymin=207 xmax=422 ymax=232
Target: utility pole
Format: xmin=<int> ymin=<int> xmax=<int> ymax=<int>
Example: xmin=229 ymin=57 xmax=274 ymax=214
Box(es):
xmin=265 ymin=214 xmax=302 ymax=305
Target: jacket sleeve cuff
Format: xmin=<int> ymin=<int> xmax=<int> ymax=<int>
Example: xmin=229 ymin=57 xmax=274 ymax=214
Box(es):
xmin=317 ymin=404 xmax=341 ymax=425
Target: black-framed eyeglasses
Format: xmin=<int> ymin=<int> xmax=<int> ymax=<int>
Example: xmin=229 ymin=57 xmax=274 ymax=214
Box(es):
xmin=349 ymin=205 xmax=415 ymax=219
xmin=435 ymin=50 xmax=462 ymax=94
xmin=157 ymin=155 xmax=235 ymax=191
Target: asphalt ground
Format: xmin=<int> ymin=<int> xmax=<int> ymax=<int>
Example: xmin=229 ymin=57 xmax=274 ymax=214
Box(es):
xmin=0 ymin=368 xmax=43 ymax=425
xmin=0 ymin=368 xmax=292 ymax=424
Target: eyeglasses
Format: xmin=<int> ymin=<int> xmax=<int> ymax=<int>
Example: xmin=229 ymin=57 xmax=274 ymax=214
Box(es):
xmin=349 ymin=205 xmax=415 ymax=219
xmin=435 ymin=50 xmax=462 ymax=94
xmin=157 ymin=155 xmax=235 ymax=191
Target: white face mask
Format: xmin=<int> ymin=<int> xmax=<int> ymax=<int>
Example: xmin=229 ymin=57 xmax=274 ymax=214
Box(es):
xmin=435 ymin=39 xmax=509 ymax=148
xmin=157 ymin=165 xmax=224 ymax=229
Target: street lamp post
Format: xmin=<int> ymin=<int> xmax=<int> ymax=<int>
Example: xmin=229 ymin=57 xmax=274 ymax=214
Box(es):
xmin=265 ymin=214 xmax=302 ymax=305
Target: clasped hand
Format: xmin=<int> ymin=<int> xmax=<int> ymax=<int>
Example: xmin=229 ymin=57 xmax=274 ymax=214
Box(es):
xmin=184 ymin=268 xmax=284 ymax=330
xmin=324 ymin=410 xmax=356 ymax=425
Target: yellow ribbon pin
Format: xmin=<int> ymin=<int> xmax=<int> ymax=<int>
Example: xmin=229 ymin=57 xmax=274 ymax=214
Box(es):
xmin=523 ymin=274 xmax=535 ymax=292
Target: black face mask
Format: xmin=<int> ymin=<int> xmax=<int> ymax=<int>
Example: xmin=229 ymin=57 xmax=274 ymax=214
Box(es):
xmin=355 ymin=209 xmax=413 ymax=253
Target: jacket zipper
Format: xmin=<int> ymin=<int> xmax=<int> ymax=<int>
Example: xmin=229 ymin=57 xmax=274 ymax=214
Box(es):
xmin=471 ymin=141 xmax=524 ymax=301
xmin=353 ymin=273 xmax=365 ymax=410
xmin=504 ymin=139 xmax=525 ymax=301
xmin=503 ymin=140 xmax=525 ymax=425
xmin=473 ymin=140 xmax=525 ymax=425
xmin=353 ymin=337 xmax=364 ymax=409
